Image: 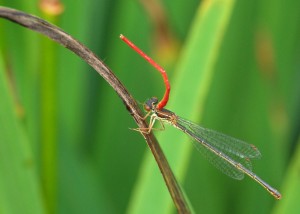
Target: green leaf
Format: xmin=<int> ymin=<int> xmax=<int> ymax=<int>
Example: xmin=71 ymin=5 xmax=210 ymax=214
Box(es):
xmin=0 ymin=53 xmax=45 ymax=213
xmin=273 ymin=137 xmax=300 ymax=214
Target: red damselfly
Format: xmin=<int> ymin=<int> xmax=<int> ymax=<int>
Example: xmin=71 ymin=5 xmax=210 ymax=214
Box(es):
xmin=120 ymin=34 xmax=281 ymax=199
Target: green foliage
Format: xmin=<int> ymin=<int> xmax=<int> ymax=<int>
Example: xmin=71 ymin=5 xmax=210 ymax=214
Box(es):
xmin=0 ymin=0 xmax=299 ymax=213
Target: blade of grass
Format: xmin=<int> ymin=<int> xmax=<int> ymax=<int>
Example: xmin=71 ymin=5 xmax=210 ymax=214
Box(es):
xmin=39 ymin=11 xmax=62 ymax=213
xmin=127 ymin=0 xmax=236 ymax=213
xmin=273 ymin=137 xmax=300 ymax=214
xmin=0 ymin=53 xmax=45 ymax=214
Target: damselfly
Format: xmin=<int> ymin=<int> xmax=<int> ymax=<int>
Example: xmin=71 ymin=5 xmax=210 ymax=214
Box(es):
xmin=120 ymin=34 xmax=281 ymax=199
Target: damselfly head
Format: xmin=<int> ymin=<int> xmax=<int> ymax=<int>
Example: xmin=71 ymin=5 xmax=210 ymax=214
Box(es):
xmin=144 ymin=97 xmax=158 ymax=112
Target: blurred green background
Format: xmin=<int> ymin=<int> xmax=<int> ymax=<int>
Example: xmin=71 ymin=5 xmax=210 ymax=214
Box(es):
xmin=0 ymin=0 xmax=299 ymax=213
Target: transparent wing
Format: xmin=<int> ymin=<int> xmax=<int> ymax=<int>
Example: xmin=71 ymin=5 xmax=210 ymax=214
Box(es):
xmin=176 ymin=117 xmax=262 ymax=180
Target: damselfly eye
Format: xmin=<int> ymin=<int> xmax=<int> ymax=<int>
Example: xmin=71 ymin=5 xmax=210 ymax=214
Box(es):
xmin=150 ymin=97 xmax=158 ymax=105
xmin=144 ymin=97 xmax=158 ymax=111
xmin=144 ymin=104 xmax=151 ymax=112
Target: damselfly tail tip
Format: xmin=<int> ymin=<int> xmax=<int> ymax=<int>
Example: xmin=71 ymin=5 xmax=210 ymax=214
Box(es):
xmin=120 ymin=34 xmax=124 ymax=39
xmin=268 ymin=187 xmax=281 ymax=200
xmin=275 ymin=192 xmax=282 ymax=200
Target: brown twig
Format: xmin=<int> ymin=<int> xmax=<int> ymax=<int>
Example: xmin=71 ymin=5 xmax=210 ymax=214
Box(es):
xmin=0 ymin=6 xmax=191 ymax=214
